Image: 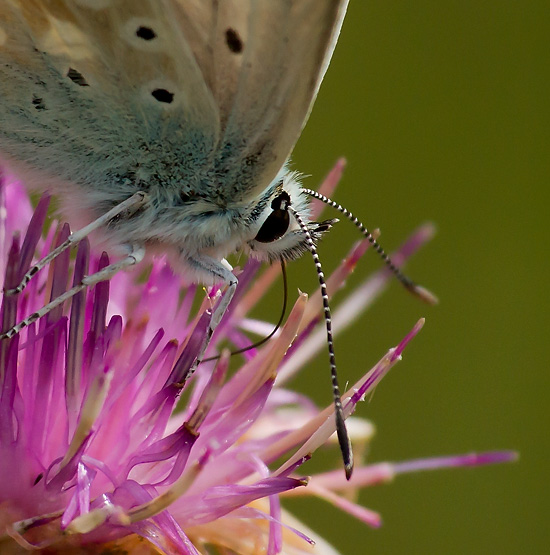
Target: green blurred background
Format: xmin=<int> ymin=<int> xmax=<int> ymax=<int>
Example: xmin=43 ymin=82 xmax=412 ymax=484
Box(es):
xmin=276 ymin=1 xmax=547 ymax=553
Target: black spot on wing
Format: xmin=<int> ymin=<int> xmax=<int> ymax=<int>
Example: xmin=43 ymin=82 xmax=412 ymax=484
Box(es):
xmin=67 ymin=67 xmax=89 ymax=86
xmin=151 ymin=89 xmax=174 ymax=103
xmin=136 ymin=26 xmax=157 ymax=40
xmin=225 ymin=28 xmax=243 ymax=54
xmin=32 ymin=94 xmax=46 ymax=110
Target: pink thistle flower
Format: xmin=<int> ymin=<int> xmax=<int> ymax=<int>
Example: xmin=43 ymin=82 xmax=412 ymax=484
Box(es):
xmin=0 ymin=165 xmax=516 ymax=554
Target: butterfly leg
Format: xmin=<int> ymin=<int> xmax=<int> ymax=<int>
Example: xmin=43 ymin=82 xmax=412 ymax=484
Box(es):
xmin=185 ymin=255 xmax=238 ymax=380
xmin=0 ymin=243 xmax=145 ymax=340
xmin=5 ymin=191 xmax=148 ymax=296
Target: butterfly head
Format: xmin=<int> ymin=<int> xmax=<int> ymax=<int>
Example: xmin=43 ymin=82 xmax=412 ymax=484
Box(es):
xmin=245 ymin=171 xmax=337 ymax=263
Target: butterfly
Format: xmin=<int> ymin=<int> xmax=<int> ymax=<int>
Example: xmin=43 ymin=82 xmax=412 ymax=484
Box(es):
xmin=0 ymin=1 xmax=435 ymax=479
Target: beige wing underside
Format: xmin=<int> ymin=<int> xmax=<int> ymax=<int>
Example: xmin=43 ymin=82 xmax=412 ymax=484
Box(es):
xmin=0 ymin=0 xmax=348 ymax=202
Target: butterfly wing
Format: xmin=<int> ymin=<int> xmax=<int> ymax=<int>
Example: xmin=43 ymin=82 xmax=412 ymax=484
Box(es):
xmin=0 ymin=1 xmax=347 ymax=207
xmin=224 ymin=0 xmax=348 ymax=201
xmin=0 ymin=0 xmax=220 ymax=199
xmin=169 ymin=0 xmax=349 ymax=202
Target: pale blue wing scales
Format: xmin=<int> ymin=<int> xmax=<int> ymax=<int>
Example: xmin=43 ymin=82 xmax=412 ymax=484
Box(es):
xmin=0 ymin=0 xmax=220 ymax=207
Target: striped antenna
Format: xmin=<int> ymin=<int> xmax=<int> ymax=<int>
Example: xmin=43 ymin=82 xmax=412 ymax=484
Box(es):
xmin=303 ymin=189 xmax=438 ymax=305
xmin=288 ymin=205 xmax=354 ymax=480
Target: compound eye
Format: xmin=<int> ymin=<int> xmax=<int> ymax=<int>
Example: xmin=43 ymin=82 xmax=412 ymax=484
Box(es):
xmin=255 ymin=208 xmax=290 ymax=243
xmin=255 ymin=192 xmax=291 ymax=243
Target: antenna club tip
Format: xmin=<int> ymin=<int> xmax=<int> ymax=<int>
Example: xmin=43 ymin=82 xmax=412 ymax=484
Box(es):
xmin=410 ymin=284 xmax=439 ymax=305
xmin=345 ymin=463 xmax=354 ymax=481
